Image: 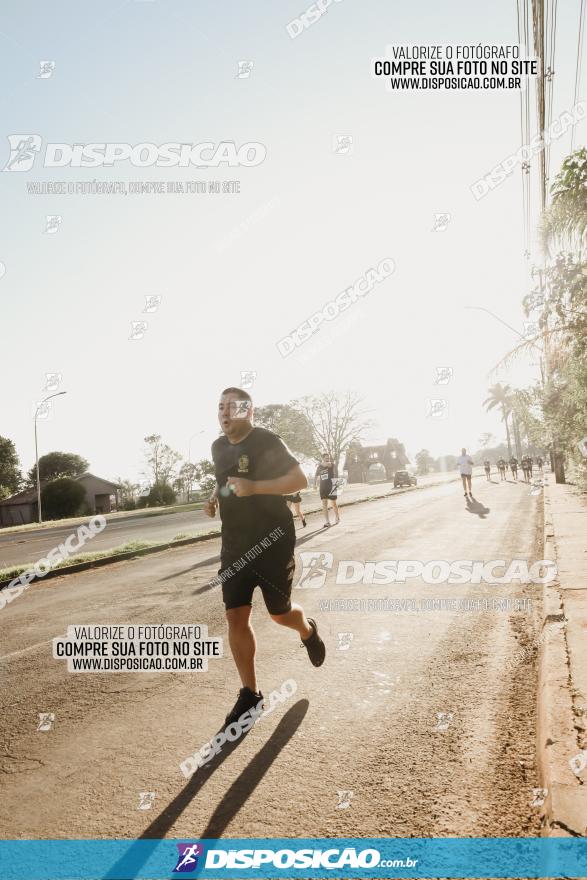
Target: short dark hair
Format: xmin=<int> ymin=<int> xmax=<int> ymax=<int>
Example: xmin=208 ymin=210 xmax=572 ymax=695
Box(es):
xmin=221 ymin=387 xmax=252 ymax=403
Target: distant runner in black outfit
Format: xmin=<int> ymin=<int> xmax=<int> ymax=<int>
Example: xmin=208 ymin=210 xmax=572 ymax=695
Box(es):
xmin=205 ymin=388 xmax=325 ymax=726
xmin=484 ymin=459 xmax=491 ymax=481
xmin=314 ymin=453 xmax=340 ymax=527
xmin=284 ymin=492 xmax=307 ymax=528
xmin=510 ymin=457 xmax=518 ymax=481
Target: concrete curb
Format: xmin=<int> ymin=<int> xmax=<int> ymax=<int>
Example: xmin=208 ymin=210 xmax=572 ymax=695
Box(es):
xmin=537 ymin=482 xmax=587 ymax=837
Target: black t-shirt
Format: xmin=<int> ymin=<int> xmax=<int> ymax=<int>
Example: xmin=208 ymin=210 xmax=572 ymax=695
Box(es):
xmin=315 ymin=463 xmax=337 ymax=497
xmin=211 ymin=426 xmax=298 ymax=554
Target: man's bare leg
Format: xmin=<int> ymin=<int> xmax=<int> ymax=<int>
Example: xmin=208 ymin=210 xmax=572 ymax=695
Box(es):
xmin=270 ymin=603 xmax=312 ymax=639
xmin=331 ymin=499 xmax=340 ymax=523
xmin=226 ymin=606 xmax=258 ymax=692
xmin=322 ymin=498 xmax=330 ymax=526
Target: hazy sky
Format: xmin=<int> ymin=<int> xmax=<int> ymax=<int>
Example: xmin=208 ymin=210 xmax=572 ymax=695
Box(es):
xmin=1 ymin=0 xmax=585 ymax=482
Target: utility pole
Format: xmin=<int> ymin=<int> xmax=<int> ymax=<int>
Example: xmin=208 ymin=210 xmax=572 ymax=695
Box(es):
xmin=531 ymin=0 xmax=565 ymax=482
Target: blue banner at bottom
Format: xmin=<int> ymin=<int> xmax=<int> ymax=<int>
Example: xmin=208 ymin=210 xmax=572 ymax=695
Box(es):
xmin=0 ymin=838 xmax=586 ymax=879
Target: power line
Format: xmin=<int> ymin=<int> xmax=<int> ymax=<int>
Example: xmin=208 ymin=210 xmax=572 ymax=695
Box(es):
xmin=571 ymin=0 xmax=586 ymax=150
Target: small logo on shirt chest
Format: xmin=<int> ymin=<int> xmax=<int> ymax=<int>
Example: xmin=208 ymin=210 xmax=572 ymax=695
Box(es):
xmin=238 ymin=454 xmax=250 ymax=473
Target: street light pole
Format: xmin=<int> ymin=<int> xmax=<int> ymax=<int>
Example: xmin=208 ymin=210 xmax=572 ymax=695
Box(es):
xmin=34 ymin=391 xmax=67 ymax=523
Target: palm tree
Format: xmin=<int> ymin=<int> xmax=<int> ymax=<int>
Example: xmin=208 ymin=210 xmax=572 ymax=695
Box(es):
xmin=483 ymin=384 xmax=512 ymax=458
xmin=540 ymin=148 xmax=587 ymax=256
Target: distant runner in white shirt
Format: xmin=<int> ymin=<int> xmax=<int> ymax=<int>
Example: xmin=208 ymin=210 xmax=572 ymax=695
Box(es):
xmin=457 ymin=448 xmax=474 ymax=499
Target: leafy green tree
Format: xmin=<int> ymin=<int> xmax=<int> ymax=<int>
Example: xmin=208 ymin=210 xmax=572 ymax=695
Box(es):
xmin=178 ymin=462 xmax=199 ymax=502
xmin=194 ymin=459 xmax=216 ymax=497
xmin=41 ymin=478 xmax=86 ymax=520
xmin=143 ymin=434 xmax=182 ymax=487
xmin=26 ymin=451 xmax=89 ymax=485
xmin=415 ymin=449 xmax=435 ymax=475
xmin=294 ymin=391 xmax=373 ymax=467
xmin=116 ymin=478 xmax=139 ymax=510
xmin=0 ymin=436 xmax=21 ymax=498
xmin=541 ymin=148 xmax=587 ymax=254
xmin=139 ymin=483 xmax=176 ymax=508
xmin=254 ymin=404 xmax=317 ymax=459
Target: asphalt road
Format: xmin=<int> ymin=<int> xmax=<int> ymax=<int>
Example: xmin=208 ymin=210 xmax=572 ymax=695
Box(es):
xmin=0 ymin=471 xmax=469 ymax=570
xmin=0 ymin=473 xmax=544 ymax=843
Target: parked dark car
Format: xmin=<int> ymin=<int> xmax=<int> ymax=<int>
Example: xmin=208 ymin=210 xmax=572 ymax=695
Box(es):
xmin=394 ymin=470 xmax=417 ymax=488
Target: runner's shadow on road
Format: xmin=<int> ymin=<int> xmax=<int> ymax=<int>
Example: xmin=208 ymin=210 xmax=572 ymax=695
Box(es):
xmin=465 ymin=497 xmax=490 ymax=519
xmin=292 ymin=526 xmax=330 ymax=547
xmin=99 ymin=700 xmax=308 ymax=879
xmin=158 ymin=553 xmax=221 ymax=583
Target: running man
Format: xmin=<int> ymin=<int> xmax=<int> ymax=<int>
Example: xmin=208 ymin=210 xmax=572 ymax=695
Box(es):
xmin=205 ymin=387 xmax=326 ymax=726
xmin=528 ymin=456 xmax=534 ymax=477
xmin=314 ymin=453 xmax=340 ymax=527
xmin=284 ymin=492 xmax=307 ymax=528
xmin=457 ymin=448 xmax=474 ymax=499
xmin=497 ymin=458 xmax=506 ymax=481
xmin=510 ymin=456 xmax=518 ymax=481
xmin=521 ymin=455 xmax=531 ymax=482
xmin=484 ymin=459 xmax=491 ymax=481
xmin=537 ymin=456 xmax=544 ymax=474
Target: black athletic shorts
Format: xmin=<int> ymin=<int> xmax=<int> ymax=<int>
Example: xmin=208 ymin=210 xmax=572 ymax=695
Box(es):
xmin=284 ymin=493 xmax=302 ymax=504
xmin=219 ymin=534 xmax=296 ymax=615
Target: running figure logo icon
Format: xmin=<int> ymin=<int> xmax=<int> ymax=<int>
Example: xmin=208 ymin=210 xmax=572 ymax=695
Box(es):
xmin=37 ymin=61 xmax=55 ymax=79
xmin=173 ymin=843 xmax=204 ymax=873
xmin=434 ymin=366 xmax=453 ymax=385
xmin=336 ymin=790 xmax=354 ymax=809
xmin=43 ymin=215 xmax=62 ymax=234
xmin=37 ymin=713 xmax=55 ymax=732
xmin=296 ymin=551 xmax=334 ymax=588
xmin=3 ymin=134 xmax=42 ymax=171
xmin=143 ymin=295 xmax=162 ymax=313
xmin=137 ymin=791 xmax=156 ymax=810
xmin=432 ymin=212 xmax=451 ymax=231
xmin=434 ymin=712 xmax=453 ymax=732
xmin=43 ymin=373 xmax=62 ymax=392
xmin=337 ymin=632 xmax=353 ymax=651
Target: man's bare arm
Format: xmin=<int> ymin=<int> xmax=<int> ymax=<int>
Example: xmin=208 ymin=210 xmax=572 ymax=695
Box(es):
xmin=204 ymin=483 xmax=218 ymax=517
xmin=253 ymin=463 xmax=307 ymax=495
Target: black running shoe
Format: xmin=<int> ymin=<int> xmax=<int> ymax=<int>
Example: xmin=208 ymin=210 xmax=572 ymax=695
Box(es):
xmin=302 ymin=617 xmax=326 ymax=667
xmin=225 ymin=687 xmax=264 ymax=726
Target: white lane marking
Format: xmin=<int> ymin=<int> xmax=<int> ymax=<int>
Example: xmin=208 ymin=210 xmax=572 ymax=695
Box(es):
xmin=0 ymin=636 xmax=63 ymax=661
